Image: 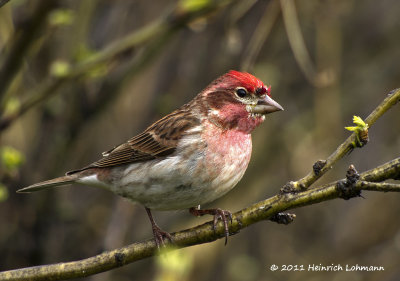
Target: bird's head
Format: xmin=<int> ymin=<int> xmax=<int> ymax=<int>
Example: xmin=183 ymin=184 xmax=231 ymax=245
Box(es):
xmin=200 ymin=70 xmax=283 ymax=133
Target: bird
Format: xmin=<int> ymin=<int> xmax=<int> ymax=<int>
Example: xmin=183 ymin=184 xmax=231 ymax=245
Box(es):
xmin=18 ymin=70 xmax=284 ymax=247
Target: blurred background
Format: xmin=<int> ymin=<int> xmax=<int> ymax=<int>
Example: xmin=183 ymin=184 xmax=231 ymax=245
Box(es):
xmin=0 ymin=0 xmax=399 ymax=280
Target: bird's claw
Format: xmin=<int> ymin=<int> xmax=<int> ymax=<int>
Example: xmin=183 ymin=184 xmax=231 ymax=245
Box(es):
xmin=146 ymin=207 xmax=173 ymax=249
xmin=151 ymin=224 xmax=173 ymax=249
xmin=189 ymin=207 xmax=233 ymax=245
xmin=212 ymin=209 xmax=233 ymax=245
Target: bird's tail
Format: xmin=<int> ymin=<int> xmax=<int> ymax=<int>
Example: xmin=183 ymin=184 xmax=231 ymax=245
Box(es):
xmin=17 ymin=175 xmax=78 ymax=193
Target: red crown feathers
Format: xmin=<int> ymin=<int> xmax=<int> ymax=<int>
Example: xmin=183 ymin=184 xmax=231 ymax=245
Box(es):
xmin=226 ymin=70 xmax=271 ymax=97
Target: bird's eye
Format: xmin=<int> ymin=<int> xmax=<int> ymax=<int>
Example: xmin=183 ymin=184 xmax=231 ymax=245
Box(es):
xmin=236 ymin=88 xmax=248 ymax=98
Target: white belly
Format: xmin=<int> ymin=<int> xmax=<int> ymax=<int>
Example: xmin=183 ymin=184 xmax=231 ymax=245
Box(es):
xmin=78 ymin=129 xmax=252 ymax=210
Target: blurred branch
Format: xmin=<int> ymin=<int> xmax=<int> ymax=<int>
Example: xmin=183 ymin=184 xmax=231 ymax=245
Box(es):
xmin=228 ymin=0 xmax=258 ymax=24
xmin=280 ymin=0 xmax=323 ymax=86
xmin=0 ymin=0 xmax=56 ymax=104
xmin=0 ymin=158 xmax=399 ymax=281
xmin=1 ymin=88 xmax=400 ymax=280
xmin=289 ymin=88 xmax=400 ymax=191
xmin=241 ymin=0 xmax=280 ymax=71
xmin=0 ymin=0 xmax=10 ymax=9
xmin=0 ymin=0 xmax=233 ymax=132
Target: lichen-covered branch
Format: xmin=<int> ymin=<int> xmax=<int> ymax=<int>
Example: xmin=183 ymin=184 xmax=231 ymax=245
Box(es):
xmin=0 ymin=156 xmax=398 ymax=281
xmin=356 ymin=181 xmax=400 ymax=192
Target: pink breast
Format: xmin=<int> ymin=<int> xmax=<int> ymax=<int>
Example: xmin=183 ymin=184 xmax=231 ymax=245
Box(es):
xmin=201 ymin=121 xmax=252 ymax=178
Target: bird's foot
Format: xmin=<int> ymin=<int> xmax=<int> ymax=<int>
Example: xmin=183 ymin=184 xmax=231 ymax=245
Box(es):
xmin=150 ymin=223 xmax=173 ymax=249
xmin=189 ymin=206 xmax=233 ymax=245
xmin=145 ymin=207 xmax=172 ymax=249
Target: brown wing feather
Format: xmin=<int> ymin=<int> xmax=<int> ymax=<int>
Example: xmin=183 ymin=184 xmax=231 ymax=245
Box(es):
xmin=66 ymin=108 xmax=200 ymax=175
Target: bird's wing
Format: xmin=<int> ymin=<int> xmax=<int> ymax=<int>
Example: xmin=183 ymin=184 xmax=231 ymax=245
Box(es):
xmin=67 ymin=109 xmax=200 ymax=174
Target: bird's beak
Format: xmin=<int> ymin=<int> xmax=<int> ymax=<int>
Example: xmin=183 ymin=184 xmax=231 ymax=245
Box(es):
xmin=248 ymin=95 xmax=284 ymax=115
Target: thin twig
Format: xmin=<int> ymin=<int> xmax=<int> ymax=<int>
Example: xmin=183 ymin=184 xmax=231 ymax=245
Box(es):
xmin=241 ymin=0 xmax=280 ymax=71
xmin=289 ymin=88 xmax=400 ymax=191
xmin=360 ymin=157 xmax=400 ymax=182
xmin=356 ymin=181 xmax=400 ymax=192
xmin=280 ymin=0 xmax=320 ymax=86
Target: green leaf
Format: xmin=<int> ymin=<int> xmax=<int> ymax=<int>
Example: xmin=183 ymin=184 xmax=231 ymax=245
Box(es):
xmin=0 ymin=146 xmax=25 ymax=171
xmin=48 ymin=9 xmax=75 ymax=26
xmin=345 ymin=115 xmax=368 ymax=132
xmin=50 ymin=60 xmax=71 ymax=77
xmin=345 ymin=115 xmax=369 ymax=148
xmin=4 ymin=97 xmax=21 ymax=116
xmin=344 ymin=126 xmax=357 ymax=132
xmin=179 ymin=0 xmax=210 ymax=11
xmin=352 ymin=115 xmax=368 ymax=128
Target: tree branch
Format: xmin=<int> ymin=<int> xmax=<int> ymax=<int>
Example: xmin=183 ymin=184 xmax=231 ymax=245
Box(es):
xmin=356 ymin=181 xmax=400 ymax=192
xmin=288 ymin=88 xmax=400 ymax=191
xmin=0 ymin=157 xmax=399 ymax=281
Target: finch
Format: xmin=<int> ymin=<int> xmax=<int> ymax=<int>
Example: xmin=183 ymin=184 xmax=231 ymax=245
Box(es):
xmin=18 ymin=70 xmax=283 ymax=247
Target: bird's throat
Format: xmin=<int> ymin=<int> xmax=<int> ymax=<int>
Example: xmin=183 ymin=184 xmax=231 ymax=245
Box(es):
xmin=209 ymin=103 xmax=265 ymax=134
